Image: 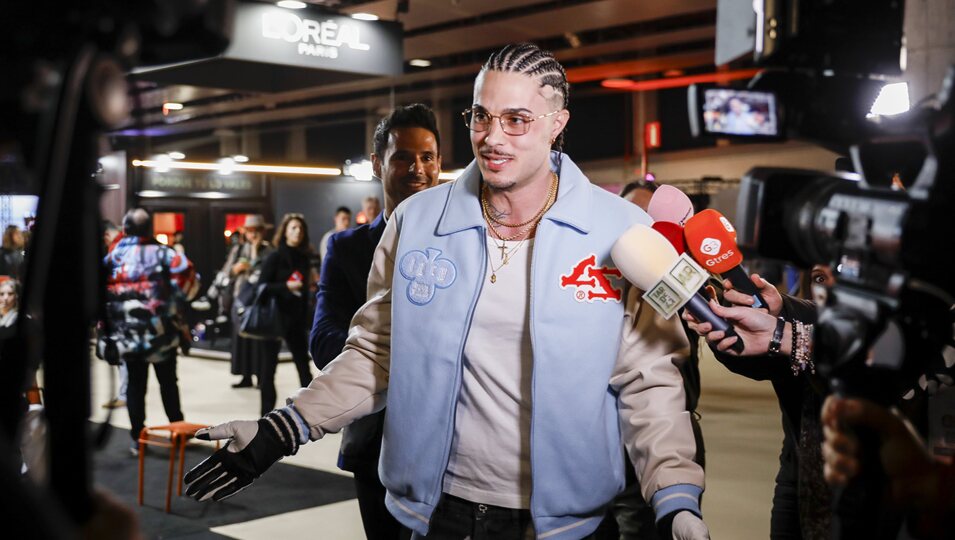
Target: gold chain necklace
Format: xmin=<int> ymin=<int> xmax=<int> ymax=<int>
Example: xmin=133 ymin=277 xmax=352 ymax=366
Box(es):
xmin=481 ymin=172 xmax=558 ymax=228
xmin=482 ymin=175 xmax=558 ymax=283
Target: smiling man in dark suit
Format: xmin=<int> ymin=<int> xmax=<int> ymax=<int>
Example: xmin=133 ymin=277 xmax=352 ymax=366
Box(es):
xmin=309 ymin=103 xmax=441 ymax=540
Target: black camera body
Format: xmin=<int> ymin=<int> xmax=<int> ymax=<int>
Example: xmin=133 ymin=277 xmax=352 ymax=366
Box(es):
xmin=734 ymin=71 xmax=955 ymax=393
xmin=702 ymin=2 xmax=954 ymax=535
xmin=698 ymin=0 xmax=955 ymax=396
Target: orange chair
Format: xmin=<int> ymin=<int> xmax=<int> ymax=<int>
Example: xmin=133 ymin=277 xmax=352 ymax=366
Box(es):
xmin=137 ymin=421 xmax=220 ymax=513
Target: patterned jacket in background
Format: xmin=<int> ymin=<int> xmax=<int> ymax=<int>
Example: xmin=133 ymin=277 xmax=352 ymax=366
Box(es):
xmin=99 ymin=236 xmax=199 ymax=363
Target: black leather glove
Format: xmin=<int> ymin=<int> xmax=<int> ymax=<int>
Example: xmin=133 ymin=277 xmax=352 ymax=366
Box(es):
xmin=184 ymin=408 xmax=305 ymax=502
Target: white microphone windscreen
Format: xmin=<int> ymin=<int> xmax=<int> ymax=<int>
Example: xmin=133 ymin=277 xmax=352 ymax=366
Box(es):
xmin=611 ymin=224 xmax=679 ymax=290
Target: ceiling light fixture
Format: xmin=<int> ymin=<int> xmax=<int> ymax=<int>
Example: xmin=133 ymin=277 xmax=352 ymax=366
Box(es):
xmin=601 ymin=79 xmax=634 ymax=89
xmin=232 ymin=154 xmax=250 ymax=163
xmin=218 ymin=157 xmax=235 ymax=176
xmin=167 ymin=151 xmax=185 ymax=159
xmin=343 ymin=159 xmax=374 ymax=181
xmin=162 ymin=102 xmax=183 ymax=116
xmin=351 ymin=13 xmax=379 ymax=21
xmin=276 ymin=1 xmax=307 ymax=9
xmin=409 ymin=59 xmax=432 ymax=68
xmin=600 ymin=69 xmax=762 ymax=92
xmin=868 ymin=82 xmax=910 ymax=117
xmin=132 ymin=159 xmax=342 ymax=177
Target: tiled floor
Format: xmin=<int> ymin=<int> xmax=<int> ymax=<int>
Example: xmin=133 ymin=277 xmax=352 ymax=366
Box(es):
xmin=88 ymin=342 xmax=782 ymax=539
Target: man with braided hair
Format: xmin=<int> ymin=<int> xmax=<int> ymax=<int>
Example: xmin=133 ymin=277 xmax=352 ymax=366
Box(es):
xmin=186 ymin=42 xmax=708 ymax=540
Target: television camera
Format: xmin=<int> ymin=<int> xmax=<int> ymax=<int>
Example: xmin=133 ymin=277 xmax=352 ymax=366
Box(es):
xmin=691 ymin=1 xmax=954 ymax=537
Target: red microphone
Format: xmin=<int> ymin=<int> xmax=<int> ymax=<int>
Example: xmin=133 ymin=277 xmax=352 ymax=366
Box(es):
xmin=683 ymin=209 xmax=768 ymax=309
xmin=652 ymin=221 xmax=687 ymax=254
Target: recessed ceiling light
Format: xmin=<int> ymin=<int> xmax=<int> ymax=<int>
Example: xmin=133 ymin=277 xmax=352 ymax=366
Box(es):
xmin=351 ymin=13 xmax=379 ymax=21
xmin=233 ymin=154 xmax=249 ymax=163
xmin=168 ymin=151 xmax=185 ymax=159
xmin=277 ymin=1 xmax=307 ymax=9
xmin=601 ymin=79 xmax=633 ymax=89
xmin=409 ymin=59 xmax=432 ymax=67
xmin=162 ymin=102 xmax=183 ymax=111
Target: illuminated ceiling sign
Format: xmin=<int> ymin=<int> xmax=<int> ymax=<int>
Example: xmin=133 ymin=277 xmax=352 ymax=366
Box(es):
xmin=133 ymin=2 xmax=403 ymax=93
xmin=260 ymin=11 xmax=370 ymax=58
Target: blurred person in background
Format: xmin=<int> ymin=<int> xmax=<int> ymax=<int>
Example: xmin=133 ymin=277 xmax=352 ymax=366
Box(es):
xmin=103 ymin=220 xmax=121 ymax=252
xmin=618 ymin=179 xmax=657 ymax=212
xmin=256 ymin=213 xmax=314 ymax=416
xmin=100 ymin=208 xmax=199 ymax=456
xmin=0 ymin=225 xmax=25 ymax=280
xmin=0 ymin=279 xmax=19 ymax=337
xmin=319 ymin=206 xmax=351 ymax=262
xmin=224 ymin=215 xmax=274 ymax=389
xmin=361 ymin=195 xmax=382 ymax=224
xmin=101 ymin=220 xmax=127 ymax=410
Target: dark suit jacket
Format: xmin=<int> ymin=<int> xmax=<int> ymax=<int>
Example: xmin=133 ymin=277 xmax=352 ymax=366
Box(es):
xmin=308 ymin=212 xmax=386 ymax=473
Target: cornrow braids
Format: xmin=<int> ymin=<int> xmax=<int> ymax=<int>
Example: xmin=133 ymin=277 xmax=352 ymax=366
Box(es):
xmin=482 ymin=43 xmax=570 ymax=153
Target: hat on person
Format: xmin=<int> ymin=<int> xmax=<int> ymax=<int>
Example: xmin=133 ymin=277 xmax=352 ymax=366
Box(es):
xmin=243 ymin=214 xmax=270 ymax=230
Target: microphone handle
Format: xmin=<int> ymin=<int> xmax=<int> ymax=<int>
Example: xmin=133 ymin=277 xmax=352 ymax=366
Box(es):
xmin=723 ymin=265 xmax=768 ymax=309
xmin=684 ymin=292 xmax=745 ymax=354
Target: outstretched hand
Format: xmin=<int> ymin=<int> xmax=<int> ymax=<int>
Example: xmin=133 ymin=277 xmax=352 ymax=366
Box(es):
xmin=184 ymin=409 xmax=303 ymax=502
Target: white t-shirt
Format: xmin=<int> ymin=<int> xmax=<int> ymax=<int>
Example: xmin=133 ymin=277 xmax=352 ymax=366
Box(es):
xmin=443 ymin=235 xmax=534 ymax=509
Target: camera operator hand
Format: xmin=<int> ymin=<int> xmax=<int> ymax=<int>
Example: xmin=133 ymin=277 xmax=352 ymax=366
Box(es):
xmin=821 ymin=396 xmax=955 ymax=537
xmin=683 ymin=298 xmax=778 ymax=356
xmin=821 ymin=395 xmax=934 ymax=491
xmin=721 ymin=273 xmax=783 ymax=316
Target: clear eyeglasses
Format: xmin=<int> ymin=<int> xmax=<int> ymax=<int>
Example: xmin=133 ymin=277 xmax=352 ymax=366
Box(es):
xmin=462 ymin=107 xmax=562 ymax=136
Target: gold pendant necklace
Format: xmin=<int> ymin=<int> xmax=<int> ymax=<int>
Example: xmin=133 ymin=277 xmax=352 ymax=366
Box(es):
xmin=481 ymin=173 xmax=558 ymax=283
xmin=486 ymin=233 xmax=531 ymax=283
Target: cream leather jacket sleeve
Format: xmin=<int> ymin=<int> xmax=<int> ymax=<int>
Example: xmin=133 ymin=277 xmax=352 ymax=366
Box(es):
xmin=290 ymin=216 xmax=399 ymax=440
xmin=610 ymin=285 xmax=704 ymax=500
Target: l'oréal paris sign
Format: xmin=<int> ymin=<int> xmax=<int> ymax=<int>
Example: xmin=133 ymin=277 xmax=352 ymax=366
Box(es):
xmin=261 ymin=11 xmax=369 ymax=59
xmin=227 ymin=2 xmax=402 ymax=76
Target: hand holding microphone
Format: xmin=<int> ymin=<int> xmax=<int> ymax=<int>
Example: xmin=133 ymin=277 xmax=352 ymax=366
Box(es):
xmin=721 ymin=273 xmax=783 ymax=316
xmin=683 ymin=298 xmax=779 ymax=356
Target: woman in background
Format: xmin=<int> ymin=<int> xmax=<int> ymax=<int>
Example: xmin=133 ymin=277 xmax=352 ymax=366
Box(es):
xmin=225 ymin=215 xmax=273 ymax=388
xmin=0 ymin=279 xmax=19 ymax=335
xmin=256 ymin=213 xmax=313 ymax=415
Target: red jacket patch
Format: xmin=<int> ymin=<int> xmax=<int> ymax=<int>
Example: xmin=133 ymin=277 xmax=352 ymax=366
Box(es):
xmin=559 ymin=254 xmax=623 ymax=303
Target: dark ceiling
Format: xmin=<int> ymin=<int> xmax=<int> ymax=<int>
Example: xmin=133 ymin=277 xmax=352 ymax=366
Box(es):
xmin=121 ymin=0 xmax=720 ymax=143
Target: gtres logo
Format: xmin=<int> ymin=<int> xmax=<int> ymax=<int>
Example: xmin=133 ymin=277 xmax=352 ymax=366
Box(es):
xmin=704 ymin=250 xmax=734 ymax=267
xmin=560 ymin=255 xmax=623 ymax=303
xmin=699 ymin=238 xmax=721 ymax=256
